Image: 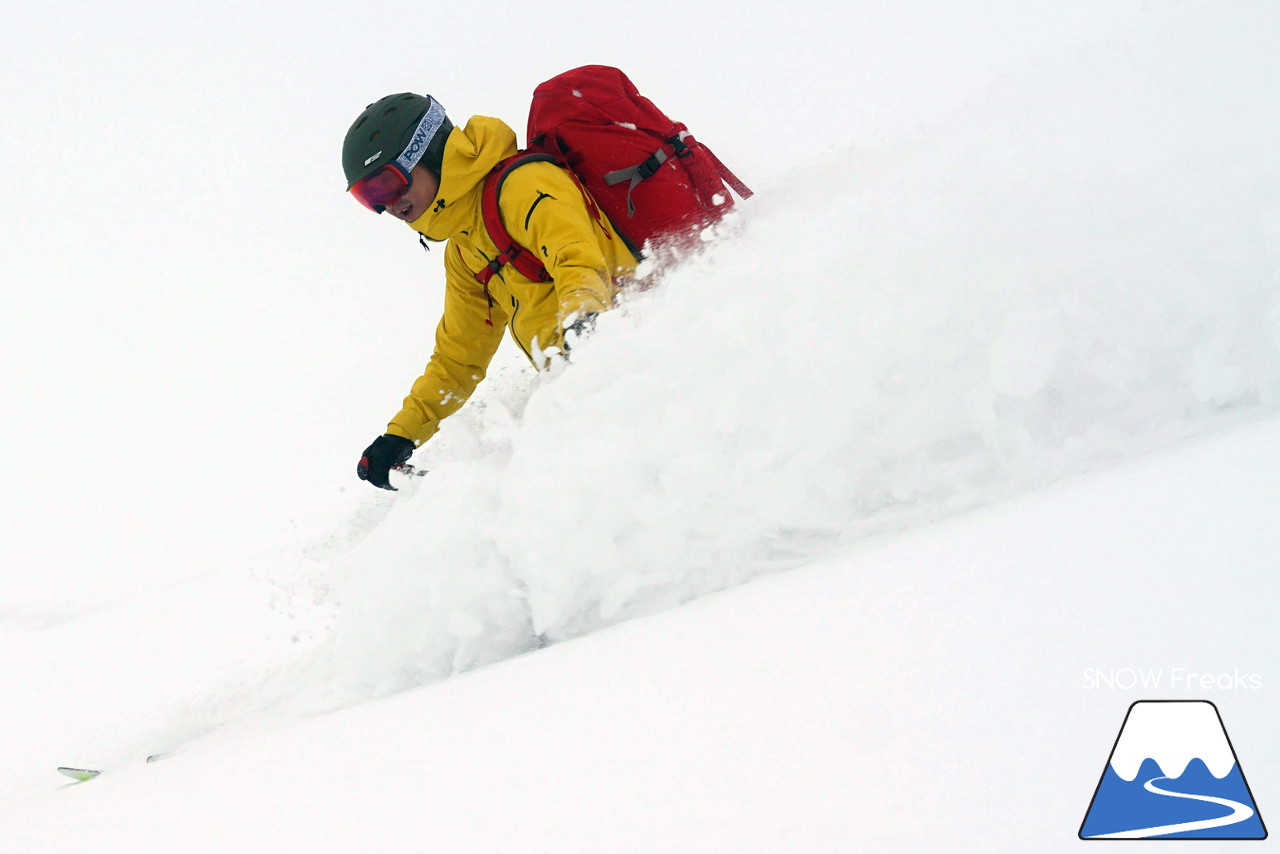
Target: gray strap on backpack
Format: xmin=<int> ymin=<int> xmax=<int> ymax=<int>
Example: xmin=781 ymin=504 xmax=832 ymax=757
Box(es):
xmin=604 ymin=132 xmax=691 ymax=218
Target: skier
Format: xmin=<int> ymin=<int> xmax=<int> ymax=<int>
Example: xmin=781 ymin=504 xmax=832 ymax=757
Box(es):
xmin=343 ymin=93 xmax=638 ymax=489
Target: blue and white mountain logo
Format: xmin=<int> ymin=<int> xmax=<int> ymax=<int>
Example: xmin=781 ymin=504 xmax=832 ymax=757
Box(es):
xmin=1080 ymin=700 xmax=1266 ymax=839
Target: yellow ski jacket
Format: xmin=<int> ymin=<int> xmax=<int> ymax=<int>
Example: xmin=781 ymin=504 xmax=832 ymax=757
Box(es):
xmin=386 ymin=116 xmax=638 ymax=445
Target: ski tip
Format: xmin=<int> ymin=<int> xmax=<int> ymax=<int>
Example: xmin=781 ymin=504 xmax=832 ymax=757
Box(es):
xmin=57 ymin=767 xmax=101 ymax=782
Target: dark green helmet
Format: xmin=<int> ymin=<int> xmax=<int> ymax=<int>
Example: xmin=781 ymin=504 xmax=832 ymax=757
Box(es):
xmin=342 ymin=93 xmax=454 ymax=189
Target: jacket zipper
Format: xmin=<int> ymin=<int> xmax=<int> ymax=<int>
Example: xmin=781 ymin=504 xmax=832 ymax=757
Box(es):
xmin=509 ymin=295 xmax=533 ymax=363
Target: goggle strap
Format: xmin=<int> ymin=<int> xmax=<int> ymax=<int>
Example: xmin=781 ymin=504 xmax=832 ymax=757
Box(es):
xmin=396 ymin=98 xmax=448 ymax=175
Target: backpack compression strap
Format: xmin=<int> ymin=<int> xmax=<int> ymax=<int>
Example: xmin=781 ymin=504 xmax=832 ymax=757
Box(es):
xmin=603 ymin=126 xmax=754 ymax=218
xmin=475 ymin=153 xmax=557 ymax=286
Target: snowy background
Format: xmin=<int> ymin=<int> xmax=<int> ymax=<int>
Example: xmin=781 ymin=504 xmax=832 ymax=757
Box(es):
xmin=2 ymin=0 xmax=1278 ymax=850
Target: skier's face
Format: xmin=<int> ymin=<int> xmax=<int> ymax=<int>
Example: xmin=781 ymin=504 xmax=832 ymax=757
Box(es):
xmin=385 ymin=165 xmax=440 ymax=222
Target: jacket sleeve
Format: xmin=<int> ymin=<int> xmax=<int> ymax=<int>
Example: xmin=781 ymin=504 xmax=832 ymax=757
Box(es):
xmin=504 ymin=163 xmax=618 ymax=322
xmin=386 ymin=243 xmax=508 ymax=445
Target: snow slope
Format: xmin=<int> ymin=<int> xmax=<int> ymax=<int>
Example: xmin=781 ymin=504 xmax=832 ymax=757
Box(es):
xmin=3 ymin=1 xmax=1279 ymax=850
xmin=6 ymin=414 xmax=1279 ymax=852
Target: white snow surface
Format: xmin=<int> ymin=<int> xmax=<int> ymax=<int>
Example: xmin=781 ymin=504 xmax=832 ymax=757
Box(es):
xmin=3 ymin=1 xmax=1280 ymax=851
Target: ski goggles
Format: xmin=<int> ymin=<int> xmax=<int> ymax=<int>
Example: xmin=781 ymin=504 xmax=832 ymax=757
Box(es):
xmin=349 ymin=97 xmax=448 ymax=214
xmin=350 ymin=164 xmax=412 ymax=214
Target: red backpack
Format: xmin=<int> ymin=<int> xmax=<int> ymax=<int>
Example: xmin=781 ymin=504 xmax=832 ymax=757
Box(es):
xmin=474 ymin=65 xmax=752 ymax=287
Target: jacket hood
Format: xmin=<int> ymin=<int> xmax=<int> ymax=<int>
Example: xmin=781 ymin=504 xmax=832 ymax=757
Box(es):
xmin=408 ymin=115 xmax=517 ymax=242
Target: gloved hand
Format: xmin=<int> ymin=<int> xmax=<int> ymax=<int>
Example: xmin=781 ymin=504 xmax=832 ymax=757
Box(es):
xmin=357 ymin=433 xmax=415 ymax=490
xmin=562 ymin=311 xmax=598 ymax=353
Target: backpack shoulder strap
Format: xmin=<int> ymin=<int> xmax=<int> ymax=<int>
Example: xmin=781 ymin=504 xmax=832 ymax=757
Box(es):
xmin=475 ymin=152 xmax=557 ymax=286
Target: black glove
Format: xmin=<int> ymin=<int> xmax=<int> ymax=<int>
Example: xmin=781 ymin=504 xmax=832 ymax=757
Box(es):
xmin=563 ymin=312 xmax=598 ymax=353
xmin=357 ymin=434 xmax=415 ymax=490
